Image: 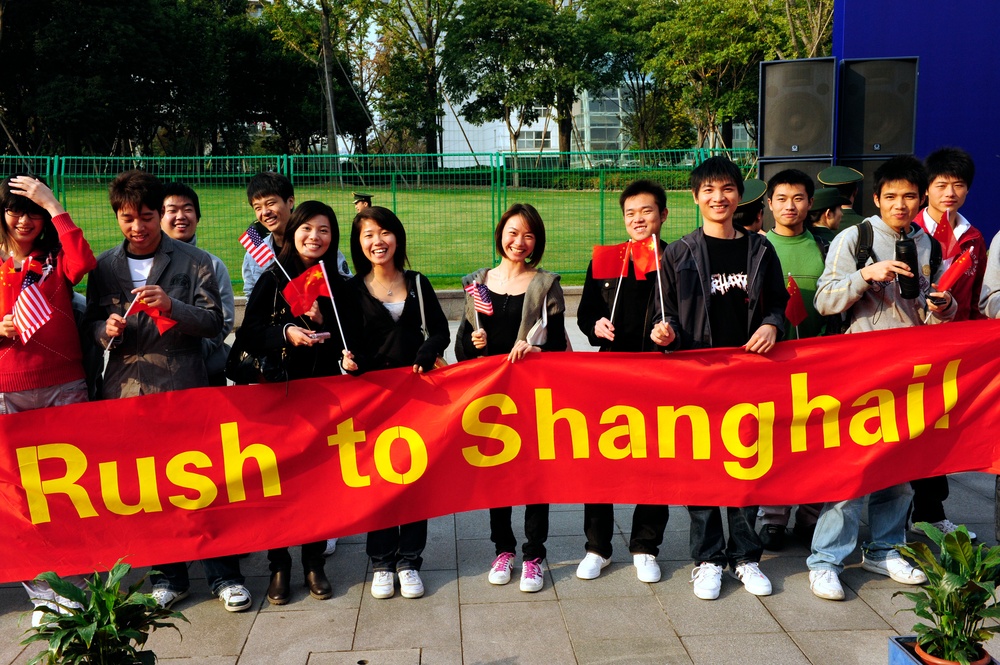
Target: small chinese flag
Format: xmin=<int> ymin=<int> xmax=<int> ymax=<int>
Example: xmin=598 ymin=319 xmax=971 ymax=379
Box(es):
xmin=282 ymin=264 xmax=330 ymax=317
xmin=630 ymin=237 xmax=659 ymax=279
xmin=591 ymin=242 xmax=629 ymax=279
xmin=0 ymin=257 xmax=18 ymax=318
xmin=785 ymin=275 xmax=807 ymax=327
xmin=931 ymin=210 xmax=960 ymax=260
xmin=936 ymin=247 xmax=973 ymax=293
xmin=129 ymin=298 xmax=178 ymax=335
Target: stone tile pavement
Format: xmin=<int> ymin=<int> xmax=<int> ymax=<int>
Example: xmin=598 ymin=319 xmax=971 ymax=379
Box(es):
xmin=2 ymin=319 xmax=996 ymax=664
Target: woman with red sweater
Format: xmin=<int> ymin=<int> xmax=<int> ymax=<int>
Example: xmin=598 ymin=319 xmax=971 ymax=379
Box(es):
xmin=0 ymin=173 xmax=97 ymax=624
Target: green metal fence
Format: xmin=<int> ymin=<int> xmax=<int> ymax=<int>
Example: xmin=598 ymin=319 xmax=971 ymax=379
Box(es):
xmin=1 ymin=149 xmax=757 ymax=290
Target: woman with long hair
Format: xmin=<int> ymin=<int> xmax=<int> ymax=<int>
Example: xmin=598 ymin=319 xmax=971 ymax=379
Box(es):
xmin=348 ymin=205 xmax=450 ymax=600
xmin=0 ymin=174 xmax=97 ymax=624
xmin=455 ymin=202 xmax=566 ymax=593
xmin=235 ymin=199 xmax=359 ymax=605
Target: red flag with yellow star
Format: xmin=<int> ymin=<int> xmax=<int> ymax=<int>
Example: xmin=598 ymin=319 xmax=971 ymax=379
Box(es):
xmin=128 ymin=298 xmax=178 ymax=335
xmin=282 ymin=265 xmax=330 ymax=317
xmin=0 ymin=257 xmax=18 ymax=318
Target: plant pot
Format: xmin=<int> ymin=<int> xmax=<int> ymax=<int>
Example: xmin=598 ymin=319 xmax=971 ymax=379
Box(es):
xmin=915 ymin=642 xmax=991 ymax=665
xmin=889 ymin=637 xmax=997 ymax=665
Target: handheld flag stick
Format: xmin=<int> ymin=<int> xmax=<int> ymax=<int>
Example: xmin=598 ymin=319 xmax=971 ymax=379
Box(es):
xmin=653 ymin=234 xmax=666 ymax=322
xmin=609 ymin=243 xmax=628 ymax=324
xmin=102 ymin=295 xmax=140 ymax=351
xmin=318 ymin=260 xmax=349 ymax=356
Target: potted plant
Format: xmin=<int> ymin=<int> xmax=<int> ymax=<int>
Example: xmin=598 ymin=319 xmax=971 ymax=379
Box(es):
xmin=892 ymin=521 xmax=1000 ymax=665
xmin=21 ymin=561 xmax=187 ymax=665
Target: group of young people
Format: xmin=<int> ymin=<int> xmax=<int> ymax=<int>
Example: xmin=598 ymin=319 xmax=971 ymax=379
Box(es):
xmin=0 ymin=145 xmax=994 ymax=623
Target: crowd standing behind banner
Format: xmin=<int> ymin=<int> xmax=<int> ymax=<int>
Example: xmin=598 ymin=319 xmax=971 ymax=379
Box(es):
xmin=3 ymin=146 xmax=999 ymax=625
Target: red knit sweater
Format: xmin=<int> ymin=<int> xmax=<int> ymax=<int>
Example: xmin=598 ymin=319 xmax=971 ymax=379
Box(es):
xmin=0 ymin=213 xmax=97 ymax=392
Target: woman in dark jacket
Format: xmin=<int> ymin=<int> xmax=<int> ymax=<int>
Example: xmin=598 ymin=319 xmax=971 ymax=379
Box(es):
xmin=348 ymin=206 xmax=449 ymax=600
xmin=236 ymin=200 xmax=359 ymax=605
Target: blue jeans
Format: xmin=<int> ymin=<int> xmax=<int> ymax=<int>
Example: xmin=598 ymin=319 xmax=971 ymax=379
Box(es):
xmin=807 ymin=482 xmax=912 ymax=573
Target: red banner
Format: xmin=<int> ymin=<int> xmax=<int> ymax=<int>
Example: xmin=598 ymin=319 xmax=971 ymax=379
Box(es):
xmin=3 ymin=320 xmax=1000 ymax=582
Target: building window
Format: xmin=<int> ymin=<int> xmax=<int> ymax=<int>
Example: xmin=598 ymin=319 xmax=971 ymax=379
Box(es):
xmin=517 ymin=130 xmax=551 ymax=150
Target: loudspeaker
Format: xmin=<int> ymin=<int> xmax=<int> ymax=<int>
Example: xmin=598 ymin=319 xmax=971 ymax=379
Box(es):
xmin=838 ymin=158 xmax=891 ymax=219
xmin=838 ymin=58 xmax=918 ymax=157
xmin=757 ymin=159 xmax=832 ymax=230
xmin=759 ymin=58 xmax=836 ymax=159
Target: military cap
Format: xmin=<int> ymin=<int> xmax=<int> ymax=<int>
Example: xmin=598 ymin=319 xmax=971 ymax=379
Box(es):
xmin=810 ymin=187 xmax=852 ymax=212
xmin=738 ymin=179 xmax=767 ymax=206
xmin=352 ymin=192 xmax=373 ymax=204
xmin=817 ymin=166 xmax=863 ymax=187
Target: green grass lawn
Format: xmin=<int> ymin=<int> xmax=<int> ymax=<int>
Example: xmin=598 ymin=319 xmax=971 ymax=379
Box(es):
xmin=63 ymin=184 xmax=702 ymax=291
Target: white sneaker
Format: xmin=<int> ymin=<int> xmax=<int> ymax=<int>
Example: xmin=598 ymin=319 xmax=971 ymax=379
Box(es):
xmin=633 ymin=554 xmax=661 ymax=583
xmin=398 ymin=569 xmax=424 ymax=598
xmin=576 ymin=552 xmax=611 ymax=580
xmin=734 ymin=561 xmax=772 ymax=596
xmin=862 ymin=556 xmax=927 ymax=584
xmin=910 ymin=519 xmax=977 ymax=540
xmin=809 ymin=569 xmax=845 ymax=600
xmin=218 ymin=584 xmax=252 ymax=612
xmin=371 ymin=571 xmax=395 ymax=599
xmin=520 ymin=558 xmax=544 ymax=593
xmin=488 ymin=552 xmax=515 ymax=585
xmin=151 ymin=586 xmax=190 ymax=609
xmin=323 ymin=538 xmax=338 ymax=556
xmin=690 ymin=562 xmax=723 ymax=600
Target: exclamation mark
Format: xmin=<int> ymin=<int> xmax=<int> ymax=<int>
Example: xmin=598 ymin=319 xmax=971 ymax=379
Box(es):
xmin=934 ymin=360 xmax=961 ymax=429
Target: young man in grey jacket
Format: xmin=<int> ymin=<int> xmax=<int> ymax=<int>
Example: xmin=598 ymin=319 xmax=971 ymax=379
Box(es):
xmin=808 ymin=155 xmax=955 ymax=601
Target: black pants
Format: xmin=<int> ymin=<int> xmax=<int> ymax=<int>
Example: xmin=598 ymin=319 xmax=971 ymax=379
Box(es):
xmin=583 ymin=503 xmax=669 ymax=559
xmin=688 ymin=506 xmax=761 ymax=569
xmin=367 ymin=520 xmax=427 ymax=572
xmin=150 ymin=556 xmax=243 ymax=595
xmin=490 ymin=504 xmax=549 ymax=561
xmin=910 ymin=475 xmax=949 ymax=523
xmin=267 ymin=541 xmax=326 ymax=574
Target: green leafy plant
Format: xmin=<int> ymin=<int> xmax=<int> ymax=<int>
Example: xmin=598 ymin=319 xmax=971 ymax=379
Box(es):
xmin=20 ymin=561 xmax=187 ymax=665
xmin=895 ymin=522 xmax=1000 ymax=665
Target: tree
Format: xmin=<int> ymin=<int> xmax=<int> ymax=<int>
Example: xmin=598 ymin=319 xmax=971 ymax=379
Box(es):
xmin=440 ymin=0 xmax=556 ymax=154
xmin=750 ymin=0 xmax=834 ymax=60
xmin=374 ymin=0 xmax=458 ymax=155
xmin=648 ymin=0 xmax=766 ymax=148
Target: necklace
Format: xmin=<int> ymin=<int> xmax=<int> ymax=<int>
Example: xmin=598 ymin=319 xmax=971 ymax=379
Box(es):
xmin=372 ymin=274 xmax=400 ymax=296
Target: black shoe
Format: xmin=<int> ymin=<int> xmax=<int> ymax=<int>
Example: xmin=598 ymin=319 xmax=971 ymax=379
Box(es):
xmin=758 ymin=524 xmax=786 ymax=551
xmin=305 ymin=569 xmax=333 ymax=600
xmin=267 ymin=569 xmax=291 ymax=605
xmin=793 ymin=521 xmax=816 ymax=544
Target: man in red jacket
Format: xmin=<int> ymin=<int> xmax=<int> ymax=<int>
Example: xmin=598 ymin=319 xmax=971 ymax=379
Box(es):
xmin=910 ymin=146 xmax=984 ymax=539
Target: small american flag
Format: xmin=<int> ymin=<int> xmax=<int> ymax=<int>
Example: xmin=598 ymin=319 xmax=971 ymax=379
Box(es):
xmin=12 ymin=259 xmax=52 ymax=344
xmin=464 ymin=282 xmax=493 ymax=316
xmin=239 ymin=224 xmax=275 ymax=267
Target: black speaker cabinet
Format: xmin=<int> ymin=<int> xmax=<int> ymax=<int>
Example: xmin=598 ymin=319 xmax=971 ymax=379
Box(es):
xmin=838 ymin=58 xmax=918 ymax=158
xmin=759 ymin=58 xmax=836 ymax=159
xmin=757 ymin=159 xmax=832 ymax=230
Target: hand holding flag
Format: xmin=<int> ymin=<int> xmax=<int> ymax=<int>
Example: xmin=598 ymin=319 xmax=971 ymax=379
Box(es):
xmin=936 ymin=247 xmax=973 ymax=293
xmin=125 ymin=287 xmax=178 ymax=335
xmin=12 ymin=257 xmax=53 ymax=343
xmin=282 ymin=264 xmax=330 ymax=317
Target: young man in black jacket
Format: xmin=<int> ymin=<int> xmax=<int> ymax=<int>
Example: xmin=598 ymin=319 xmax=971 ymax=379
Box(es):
xmin=651 ymin=157 xmax=788 ymax=600
xmin=575 ymin=179 xmax=670 ymax=584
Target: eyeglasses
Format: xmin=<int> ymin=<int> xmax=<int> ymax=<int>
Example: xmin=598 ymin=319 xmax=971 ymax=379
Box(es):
xmin=4 ymin=209 xmax=45 ymax=221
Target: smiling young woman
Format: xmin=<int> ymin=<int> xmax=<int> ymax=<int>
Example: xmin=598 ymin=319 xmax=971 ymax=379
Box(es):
xmin=455 ymin=202 xmax=567 ymax=594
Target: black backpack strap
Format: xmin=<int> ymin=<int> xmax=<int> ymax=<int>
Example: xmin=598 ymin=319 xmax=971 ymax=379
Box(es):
xmin=855 ymin=220 xmax=874 ymax=269
xmin=928 ymin=235 xmax=942 ymax=279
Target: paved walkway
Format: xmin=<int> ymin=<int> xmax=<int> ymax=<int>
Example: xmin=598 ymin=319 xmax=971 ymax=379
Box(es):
xmin=2 ymin=320 xmax=996 ymax=664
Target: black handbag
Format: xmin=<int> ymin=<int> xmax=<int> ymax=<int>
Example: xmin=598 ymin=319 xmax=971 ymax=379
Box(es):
xmin=225 ymin=286 xmax=289 ymax=385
